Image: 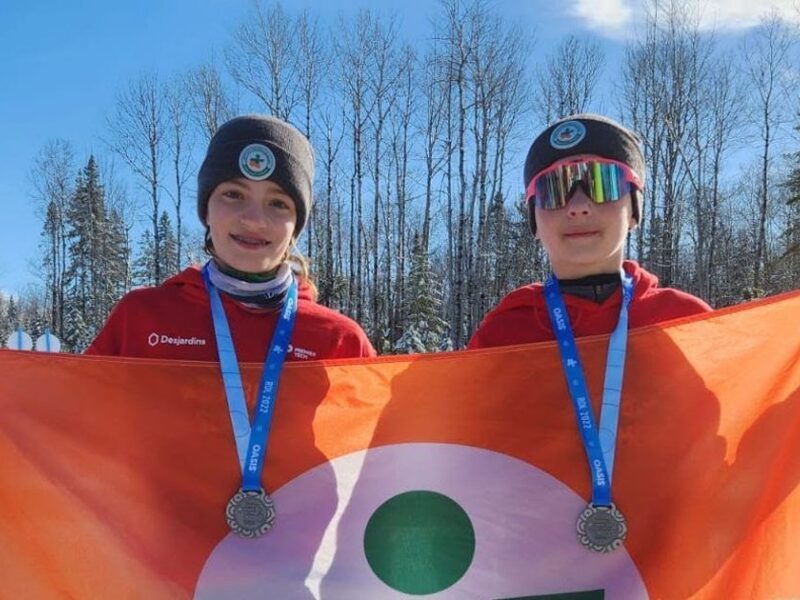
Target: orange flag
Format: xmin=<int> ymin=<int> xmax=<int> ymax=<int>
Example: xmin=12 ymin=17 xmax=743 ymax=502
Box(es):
xmin=1 ymin=291 xmax=799 ymax=599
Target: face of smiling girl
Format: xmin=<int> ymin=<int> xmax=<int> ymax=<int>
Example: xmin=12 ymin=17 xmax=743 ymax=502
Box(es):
xmin=206 ymin=178 xmax=297 ymax=274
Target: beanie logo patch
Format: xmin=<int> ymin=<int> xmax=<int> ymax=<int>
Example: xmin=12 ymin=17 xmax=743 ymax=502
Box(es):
xmin=239 ymin=144 xmax=276 ymax=181
xmin=550 ymin=121 xmax=586 ymax=150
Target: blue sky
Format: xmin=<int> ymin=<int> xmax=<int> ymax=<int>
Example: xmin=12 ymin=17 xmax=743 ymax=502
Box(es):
xmin=0 ymin=0 xmax=796 ymax=297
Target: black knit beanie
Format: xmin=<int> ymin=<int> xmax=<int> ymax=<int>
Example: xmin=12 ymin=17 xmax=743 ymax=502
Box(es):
xmin=523 ymin=113 xmax=645 ymax=235
xmin=197 ymin=114 xmax=314 ymax=236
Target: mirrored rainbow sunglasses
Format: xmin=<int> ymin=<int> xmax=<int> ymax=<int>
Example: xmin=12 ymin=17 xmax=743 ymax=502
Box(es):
xmin=527 ymin=157 xmax=643 ymax=210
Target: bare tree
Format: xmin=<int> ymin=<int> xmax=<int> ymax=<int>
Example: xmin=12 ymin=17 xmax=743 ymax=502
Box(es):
xmin=437 ymin=0 xmax=475 ymax=347
xmin=469 ymin=16 xmax=530 ymax=327
xmin=185 ymin=58 xmax=236 ymax=143
xmin=296 ymin=9 xmax=327 ymax=140
xmin=98 ymin=156 xmax=135 ymax=292
xmin=315 ymin=106 xmax=346 ymax=307
xmin=622 ymin=0 xmax=705 ymax=286
xmin=29 ymin=139 xmax=75 ymax=337
xmin=164 ymin=76 xmax=195 ymax=272
xmin=622 ymin=22 xmax=660 ymax=263
xmin=227 ymin=0 xmax=299 ymax=120
xmin=418 ymin=47 xmax=448 ymax=252
xmin=106 ymin=71 xmax=166 ymax=284
xmin=434 ymin=0 xmax=533 ymax=344
xmin=334 ymin=10 xmax=376 ymax=320
xmin=534 ymin=35 xmax=605 ymax=124
xmin=386 ymin=45 xmax=417 ymax=342
xmin=365 ymin=13 xmax=402 ymax=345
xmin=689 ymin=56 xmax=741 ymax=300
xmin=296 ymin=10 xmax=328 ymax=260
xmin=742 ymin=13 xmax=795 ymax=290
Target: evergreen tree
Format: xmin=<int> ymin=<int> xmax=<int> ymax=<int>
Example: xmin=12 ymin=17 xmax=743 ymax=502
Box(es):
xmin=64 ymin=156 xmax=108 ymax=336
xmin=40 ymin=199 xmax=65 ymax=337
xmin=394 ymin=232 xmax=452 ymax=353
xmin=1 ymin=297 xmax=26 ymax=349
xmin=5 ymin=297 xmax=19 ymax=334
xmin=778 ymin=197 xmax=800 ymax=285
xmin=781 ymin=128 xmax=800 ymax=283
xmin=477 ymin=193 xmax=547 ymax=326
xmin=104 ymin=207 xmax=131 ymax=305
xmin=132 ymin=211 xmax=179 ymax=287
xmin=510 ymin=197 xmax=548 ymax=288
xmin=157 ymin=210 xmax=179 ymax=281
xmin=483 ymin=192 xmax=515 ymax=309
xmin=0 ymin=294 xmax=11 ymax=347
xmin=13 ymin=289 xmax=49 ymax=345
xmin=28 ymin=313 xmax=49 ymax=342
xmin=62 ymin=298 xmax=92 ymax=353
xmin=133 ymin=229 xmax=157 ymax=287
xmin=56 ymin=154 xmax=132 ymax=345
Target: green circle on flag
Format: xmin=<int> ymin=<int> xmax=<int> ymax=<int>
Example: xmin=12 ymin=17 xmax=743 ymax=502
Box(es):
xmin=363 ymin=490 xmax=475 ymax=595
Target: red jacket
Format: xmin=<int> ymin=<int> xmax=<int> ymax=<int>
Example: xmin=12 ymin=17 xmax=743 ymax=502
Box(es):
xmin=86 ymin=267 xmax=376 ymax=361
xmin=468 ymin=261 xmax=712 ymax=349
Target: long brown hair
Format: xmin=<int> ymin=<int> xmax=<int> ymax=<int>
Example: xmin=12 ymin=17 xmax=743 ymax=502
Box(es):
xmin=286 ymin=239 xmax=318 ymax=301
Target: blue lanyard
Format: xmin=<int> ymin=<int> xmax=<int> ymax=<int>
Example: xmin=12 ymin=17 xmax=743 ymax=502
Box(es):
xmin=543 ymin=272 xmax=633 ymax=506
xmin=202 ymin=264 xmax=298 ymax=492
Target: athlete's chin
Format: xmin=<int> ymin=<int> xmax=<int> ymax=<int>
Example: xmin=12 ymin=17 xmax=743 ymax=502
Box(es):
xmin=557 ymin=241 xmax=604 ymax=260
xmin=556 ymin=252 xmax=624 ymax=278
xmin=217 ymin=251 xmax=283 ymax=274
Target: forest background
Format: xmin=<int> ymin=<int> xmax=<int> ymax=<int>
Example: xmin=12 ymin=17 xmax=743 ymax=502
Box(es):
xmin=1 ymin=0 xmax=799 ymax=353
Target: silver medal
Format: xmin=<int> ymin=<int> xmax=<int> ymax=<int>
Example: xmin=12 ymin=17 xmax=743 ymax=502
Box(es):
xmin=576 ymin=502 xmax=627 ymax=553
xmin=226 ymin=488 xmax=276 ymax=538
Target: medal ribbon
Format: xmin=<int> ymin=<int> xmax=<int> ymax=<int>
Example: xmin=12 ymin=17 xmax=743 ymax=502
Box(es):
xmin=543 ymin=272 xmax=633 ymax=506
xmin=203 ymin=264 xmax=298 ymax=492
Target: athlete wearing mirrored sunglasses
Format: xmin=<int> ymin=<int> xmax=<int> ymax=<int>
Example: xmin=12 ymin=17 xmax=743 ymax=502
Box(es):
xmin=469 ymin=115 xmax=713 ymax=556
xmin=468 ymin=113 xmax=712 ymax=349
